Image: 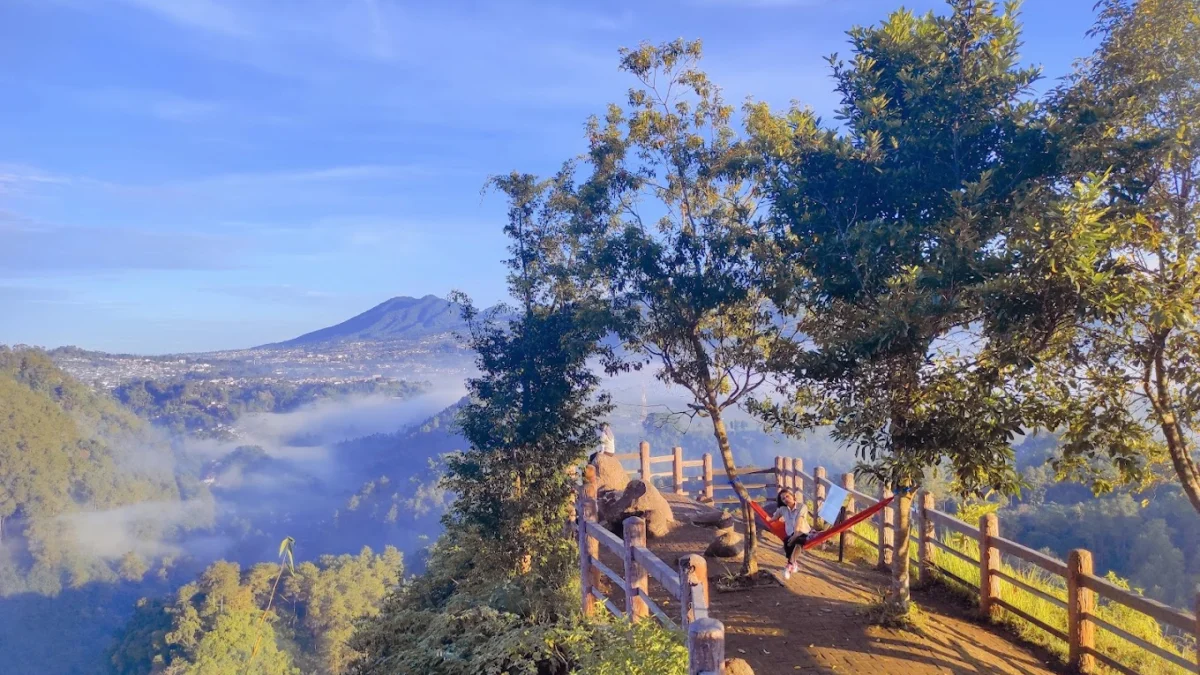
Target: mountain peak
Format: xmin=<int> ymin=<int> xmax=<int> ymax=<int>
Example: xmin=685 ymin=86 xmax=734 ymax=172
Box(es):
xmin=265 ymin=295 xmax=466 ymax=348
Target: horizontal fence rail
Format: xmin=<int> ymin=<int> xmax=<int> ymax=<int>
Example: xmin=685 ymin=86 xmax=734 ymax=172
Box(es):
xmin=577 ymin=461 xmax=724 ymax=674
xmin=773 ymin=454 xmax=1200 ymax=675
xmin=585 ymin=444 xmax=1200 ymax=674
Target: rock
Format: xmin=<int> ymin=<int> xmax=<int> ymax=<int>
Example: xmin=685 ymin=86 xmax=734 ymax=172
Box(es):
xmin=692 ymin=509 xmax=733 ymax=528
xmin=704 ymin=527 xmax=743 ymax=558
xmin=724 ymin=658 xmax=755 ymax=675
xmin=596 ymin=489 xmax=623 ymax=525
xmin=625 ymin=479 xmax=677 ymax=538
xmin=597 ymin=479 xmax=677 ymax=539
xmin=592 ymin=452 xmax=631 ymax=494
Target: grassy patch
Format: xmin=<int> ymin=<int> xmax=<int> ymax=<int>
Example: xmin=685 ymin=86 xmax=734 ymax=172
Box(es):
xmin=822 ymin=510 xmax=1195 ymax=675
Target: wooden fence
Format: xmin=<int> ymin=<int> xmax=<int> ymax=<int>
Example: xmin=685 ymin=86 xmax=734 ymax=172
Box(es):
xmin=611 ymin=441 xmax=716 ymax=502
xmin=612 ymin=441 xmax=781 ymax=506
xmin=579 ymin=443 xmax=1200 ymax=673
xmin=774 ymin=455 xmax=1200 ymax=675
xmin=577 ymin=470 xmax=725 ymax=674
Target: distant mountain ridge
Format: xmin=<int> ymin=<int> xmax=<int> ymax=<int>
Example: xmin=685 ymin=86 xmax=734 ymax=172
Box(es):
xmin=264 ymin=295 xmax=491 ymax=348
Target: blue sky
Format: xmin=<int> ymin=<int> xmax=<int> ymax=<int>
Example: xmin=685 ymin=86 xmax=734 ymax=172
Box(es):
xmin=1 ymin=0 xmax=1099 ymax=354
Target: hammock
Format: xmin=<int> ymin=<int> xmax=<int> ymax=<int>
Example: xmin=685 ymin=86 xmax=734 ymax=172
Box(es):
xmin=802 ymin=494 xmax=896 ymax=550
xmin=747 ymin=500 xmax=788 ymax=541
xmin=746 ymin=491 xmax=904 ymax=551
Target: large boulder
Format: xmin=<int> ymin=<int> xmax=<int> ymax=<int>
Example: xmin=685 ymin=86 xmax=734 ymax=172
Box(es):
xmin=626 ymin=479 xmax=676 ymax=538
xmin=704 ymin=526 xmax=743 ymax=558
xmin=597 ymin=479 xmax=676 ymax=539
xmin=592 ymin=452 xmax=631 ymax=494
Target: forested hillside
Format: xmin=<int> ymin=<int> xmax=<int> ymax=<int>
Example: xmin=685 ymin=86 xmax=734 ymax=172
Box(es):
xmin=113 ymin=376 xmax=426 ymax=439
xmin=0 ymin=347 xmax=211 ymax=673
xmin=108 ymin=547 xmax=403 ymax=675
xmin=0 ymin=347 xmax=202 ymax=597
xmin=992 ymin=436 xmax=1200 ymax=610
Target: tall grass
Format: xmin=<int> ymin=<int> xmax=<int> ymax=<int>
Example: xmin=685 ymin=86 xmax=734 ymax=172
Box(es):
xmin=831 ymin=508 xmax=1195 ymax=675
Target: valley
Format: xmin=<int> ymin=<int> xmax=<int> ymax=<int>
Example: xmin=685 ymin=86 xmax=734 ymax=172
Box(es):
xmin=6 ymin=294 xmax=1200 ymax=674
xmin=0 ymin=296 xmax=478 ymax=674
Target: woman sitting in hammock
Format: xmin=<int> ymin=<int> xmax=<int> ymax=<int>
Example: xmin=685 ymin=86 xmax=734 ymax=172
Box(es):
xmin=768 ymin=488 xmax=814 ymax=579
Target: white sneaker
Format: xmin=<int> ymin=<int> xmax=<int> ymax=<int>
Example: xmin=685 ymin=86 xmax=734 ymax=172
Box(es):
xmin=783 ymin=564 xmax=792 ymax=580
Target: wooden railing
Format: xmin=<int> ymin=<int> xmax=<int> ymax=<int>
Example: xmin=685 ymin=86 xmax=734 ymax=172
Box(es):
xmin=580 ymin=444 xmax=1200 ymax=673
xmin=777 ymin=455 xmax=1200 ymax=675
xmin=612 ymin=441 xmax=715 ymax=501
xmin=577 ymin=473 xmax=725 ymax=674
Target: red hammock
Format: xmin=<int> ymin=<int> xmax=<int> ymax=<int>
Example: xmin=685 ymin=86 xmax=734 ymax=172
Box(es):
xmin=803 ymin=496 xmax=895 ymax=550
xmin=747 ymin=494 xmax=898 ymax=551
xmin=748 ymin=500 xmax=788 ymax=541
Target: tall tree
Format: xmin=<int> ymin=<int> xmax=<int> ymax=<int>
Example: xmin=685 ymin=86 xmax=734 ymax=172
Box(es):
xmin=1045 ymin=0 xmax=1200 ymax=511
xmin=565 ymin=39 xmax=791 ymax=575
xmin=349 ymin=177 xmax=619 ymax=673
xmin=445 ymin=171 xmax=613 ymax=586
xmin=746 ymin=0 xmax=1079 ymax=612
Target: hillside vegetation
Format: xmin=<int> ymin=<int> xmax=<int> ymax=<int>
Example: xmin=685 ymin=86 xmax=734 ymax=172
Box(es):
xmin=108 ymin=547 xmax=403 ymax=675
xmin=0 ymin=347 xmax=200 ymax=597
xmin=113 ymin=376 xmax=426 ymax=439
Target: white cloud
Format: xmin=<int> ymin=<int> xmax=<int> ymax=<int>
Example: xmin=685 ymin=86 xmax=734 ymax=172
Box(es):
xmin=0 ymin=165 xmax=71 ymax=196
xmin=113 ymin=0 xmax=250 ymax=37
xmin=0 ymin=213 xmax=243 ymax=273
xmin=202 ymin=284 xmax=339 ymax=304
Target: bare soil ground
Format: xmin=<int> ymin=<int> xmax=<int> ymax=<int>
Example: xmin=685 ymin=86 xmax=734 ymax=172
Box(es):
xmin=605 ymin=495 xmax=1068 ymax=675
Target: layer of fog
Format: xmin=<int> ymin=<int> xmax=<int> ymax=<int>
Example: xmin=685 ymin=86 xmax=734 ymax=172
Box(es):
xmin=59 ymin=382 xmax=468 ymax=575
xmin=61 ymin=499 xmax=217 ymax=560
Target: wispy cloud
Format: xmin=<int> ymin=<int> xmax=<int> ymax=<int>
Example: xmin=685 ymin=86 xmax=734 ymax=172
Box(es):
xmin=113 ymin=0 xmax=250 ymax=37
xmin=0 ymin=165 xmax=71 ymax=195
xmin=0 ymin=213 xmax=244 ymax=273
xmin=203 ymin=284 xmax=338 ymax=304
xmin=72 ymin=87 xmax=226 ymax=122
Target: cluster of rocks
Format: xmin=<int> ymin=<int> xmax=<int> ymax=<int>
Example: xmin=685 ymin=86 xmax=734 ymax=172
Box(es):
xmin=588 ymin=450 xmax=757 ymax=675
xmin=591 ymin=453 xmax=676 ymax=538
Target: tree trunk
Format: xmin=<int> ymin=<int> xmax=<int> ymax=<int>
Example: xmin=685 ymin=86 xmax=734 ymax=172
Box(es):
xmin=1153 ymin=348 xmax=1200 ymax=514
xmin=887 ymin=490 xmax=913 ymax=613
xmin=710 ymin=412 xmax=758 ymax=575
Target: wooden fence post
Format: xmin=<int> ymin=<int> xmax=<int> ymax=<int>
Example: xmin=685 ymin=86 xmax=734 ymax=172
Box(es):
xmin=673 ymin=446 xmax=685 ymax=495
xmin=879 ymin=486 xmax=895 ymax=570
xmin=1195 ymin=592 xmax=1200 ymax=675
xmin=979 ymin=513 xmax=1000 ymax=620
xmin=702 ymin=453 xmax=714 ymax=502
xmin=639 ymin=441 xmax=651 ymax=483
xmin=578 ymin=495 xmax=598 ymax=616
xmin=918 ymin=491 xmax=934 ymax=584
xmin=678 ymin=554 xmax=709 ymax=627
xmin=623 ymin=516 xmax=649 ymax=622
xmin=775 ymin=456 xmax=785 ymax=491
xmin=838 ymin=474 xmax=855 ymax=562
xmin=583 ymin=464 xmax=598 ymax=500
xmin=688 ymin=618 xmax=725 ymax=675
xmin=1068 ymin=549 xmax=1096 ymax=674
xmin=794 ymin=458 xmax=803 ymax=494
xmin=814 ymin=466 xmax=826 ymax=517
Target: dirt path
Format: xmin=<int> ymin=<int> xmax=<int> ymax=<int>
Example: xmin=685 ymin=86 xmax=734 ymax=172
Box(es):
xmin=641 ymin=496 xmax=1066 ymax=675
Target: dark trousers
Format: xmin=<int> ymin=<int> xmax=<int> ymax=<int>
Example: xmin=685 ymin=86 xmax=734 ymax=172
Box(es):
xmin=783 ymin=532 xmax=810 ymax=562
